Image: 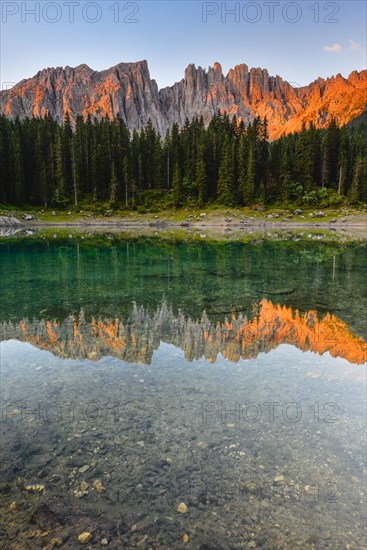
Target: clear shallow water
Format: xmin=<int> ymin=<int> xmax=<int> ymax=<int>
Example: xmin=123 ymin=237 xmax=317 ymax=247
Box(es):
xmin=0 ymin=237 xmax=366 ymax=549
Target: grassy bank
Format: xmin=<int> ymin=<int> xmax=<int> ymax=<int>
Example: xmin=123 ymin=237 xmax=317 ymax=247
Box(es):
xmin=1 ymin=202 xmax=366 ymax=225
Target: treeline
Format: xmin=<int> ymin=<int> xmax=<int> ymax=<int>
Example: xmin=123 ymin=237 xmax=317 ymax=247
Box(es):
xmin=0 ymin=112 xmax=366 ymax=208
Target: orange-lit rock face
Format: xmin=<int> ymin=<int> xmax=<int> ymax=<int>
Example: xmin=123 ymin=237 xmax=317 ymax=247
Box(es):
xmin=1 ymin=300 xmax=366 ymax=365
xmin=0 ymin=61 xmax=365 ymax=138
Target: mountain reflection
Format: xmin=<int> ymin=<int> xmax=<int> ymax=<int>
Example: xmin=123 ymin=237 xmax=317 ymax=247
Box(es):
xmin=1 ymin=300 xmax=366 ymax=365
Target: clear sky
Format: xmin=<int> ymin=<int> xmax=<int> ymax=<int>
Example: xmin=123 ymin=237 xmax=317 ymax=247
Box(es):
xmin=0 ymin=0 xmax=366 ymax=90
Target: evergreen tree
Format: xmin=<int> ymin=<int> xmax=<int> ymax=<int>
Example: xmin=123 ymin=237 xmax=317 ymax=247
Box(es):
xmin=279 ymin=143 xmax=291 ymax=202
xmin=237 ymin=133 xmax=248 ymax=204
xmin=122 ymin=156 xmax=130 ymax=207
xmin=243 ymin=146 xmax=255 ymax=205
xmin=217 ymin=136 xmax=234 ymax=205
xmin=349 ymin=156 xmax=363 ymax=203
xmin=54 ymin=131 xmax=66 ymax=205
xmin=0 ymin=113 xmax=364 ymax=210
xmin=9 ymin=129 xmax=24 ymax=204
xmin=172 ymin=162 xmax=182 ymax=207
xmin=109 ymin=161 xmax=118 ymax=205
xmin=195 ymin=149 xmax=207 ymax=207
xmin=337 ymin=127 xmax=349 ymax=195
xmin=295 ymin=123 xmax=314 ymax=193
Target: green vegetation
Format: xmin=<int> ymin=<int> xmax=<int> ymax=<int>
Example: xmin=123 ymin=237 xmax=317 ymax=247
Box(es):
xmin=0 ymin=112 xmax=366 ymax=210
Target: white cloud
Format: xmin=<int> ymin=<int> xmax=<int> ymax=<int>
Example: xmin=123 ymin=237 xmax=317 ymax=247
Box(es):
xmin=324 ymin=43 xmax=342 ymax=53
xmin=348 ymin=39 xmax=362 ymax=51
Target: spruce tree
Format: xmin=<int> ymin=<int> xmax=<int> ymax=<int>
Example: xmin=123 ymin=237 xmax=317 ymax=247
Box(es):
xmin=54 ymin=131 xmax=66 ymax=205
xmin=295 ymin=123 xmax=314 ymax=193
xmin=217 ymin=136 xmax=234 ymax=205
xmin=172 ymin=162 xmax=182 ymax=207
xmin=279 ymin=143 xmax=291 ymax=202
xmin=243 ymin=146 xmax=255 ymax=205
xmin=337 ymin=127 xmax=349 ymax=195
xmin=237 ymin=133 xmax=248 ymax=205
xmin=123 ymin=156 xmax=130 ymax=208
xmin=109 ymin=161 xmax=118 ymax=206
xmin=349 ymin=156 xmax=363 ymax=203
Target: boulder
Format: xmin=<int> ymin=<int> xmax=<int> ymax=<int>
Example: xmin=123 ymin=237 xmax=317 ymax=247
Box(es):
xmin=0 ymin=216 xmax=22 ymax=227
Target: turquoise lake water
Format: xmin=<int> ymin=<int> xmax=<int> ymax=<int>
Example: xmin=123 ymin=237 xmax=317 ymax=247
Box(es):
xmin=0 ymin=236 xmax=366 ymax=549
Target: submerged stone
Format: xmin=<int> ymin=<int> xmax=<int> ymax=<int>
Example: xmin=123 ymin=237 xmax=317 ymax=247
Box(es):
xmin=24 ymin=484 xmax=45 ymax=493
xmin=177 ymin=502 xmax=188 ymax=514
xmin=93 ymin=479 xmax=105 ymax=493
xmin=78 ymin=532 xmax=92 ymax=544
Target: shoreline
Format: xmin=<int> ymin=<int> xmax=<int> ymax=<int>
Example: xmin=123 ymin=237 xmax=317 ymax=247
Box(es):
xmin=16 ymin=211 xmax=367 ymax=228
xmin=24 ymin=214 xmax=367 ymax=236
xmin=29 ymin=219 xmax=366 ymax=228
xmin=1 ymin=212 xmax=366 ymax=239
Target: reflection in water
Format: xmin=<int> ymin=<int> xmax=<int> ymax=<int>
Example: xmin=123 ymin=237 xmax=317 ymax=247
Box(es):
xmin=0 ymin=237 xmax=366 ymax=549
xmin=1 ymin=299 xmax=366 ymax=365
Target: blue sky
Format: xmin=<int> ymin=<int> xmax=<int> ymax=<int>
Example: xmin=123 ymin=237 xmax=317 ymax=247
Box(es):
xmin=0 ymin=1 xmax=366 ymax=89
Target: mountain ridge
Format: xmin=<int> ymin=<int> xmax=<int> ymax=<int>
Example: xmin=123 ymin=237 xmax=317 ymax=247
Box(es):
xmin=1 ymin=60 xmax=366 ymax=139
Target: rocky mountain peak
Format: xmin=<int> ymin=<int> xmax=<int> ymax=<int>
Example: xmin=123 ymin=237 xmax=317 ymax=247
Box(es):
xmin=1 ymin=60 xmax=366 ymax=139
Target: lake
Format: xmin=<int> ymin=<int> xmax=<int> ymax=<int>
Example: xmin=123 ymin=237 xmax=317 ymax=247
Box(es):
xmin=0 ymin=233 xmax=366 ymax=549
